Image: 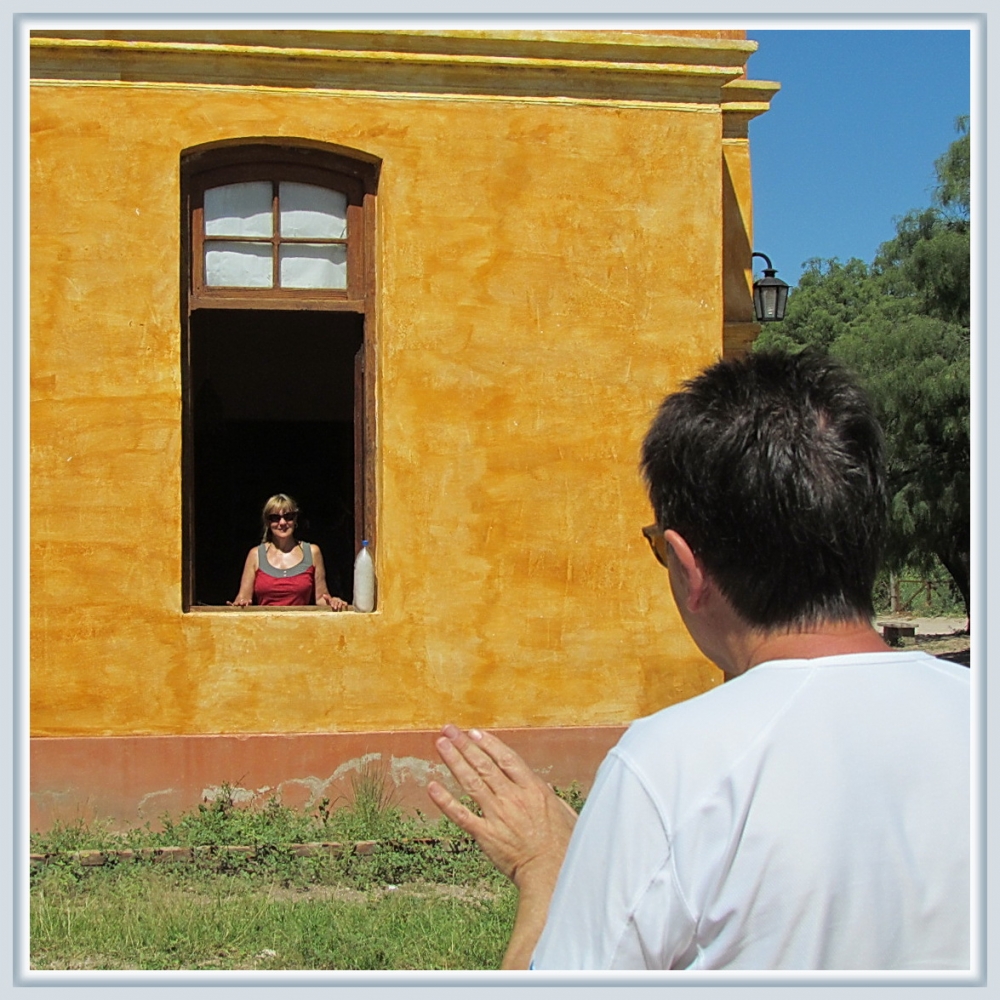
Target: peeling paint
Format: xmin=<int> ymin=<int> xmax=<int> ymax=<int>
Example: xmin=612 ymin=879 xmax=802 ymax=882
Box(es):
xmin=387 ymin=755 xmax=453 ymax=789
xmin=274 ymin=775 xmax=335 ymax=810
xmin=262 ymin=754 xmax=455 ymax=810
xmin=272 ymin=755 xmax=396 ymax=810
xmin=201 ymin=784 xmax=255 ymax=805
xmin=330 ymin=752 xmax=383 ymax=781
xmin=31 ymin=727 xmax=628 ymax=830
xmin=136 ymin=788 xmax=176 ymax=815
xmin=30 ymin=788 xmax=78 ymax=803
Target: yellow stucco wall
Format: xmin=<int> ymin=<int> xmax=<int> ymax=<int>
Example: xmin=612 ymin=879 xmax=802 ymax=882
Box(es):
xmin=30 ymin=31 xmax=775 ymax=737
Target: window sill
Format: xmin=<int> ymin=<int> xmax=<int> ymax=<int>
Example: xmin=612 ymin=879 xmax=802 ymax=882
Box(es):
xmin=188 ymin=605 xmax=376 ymax=614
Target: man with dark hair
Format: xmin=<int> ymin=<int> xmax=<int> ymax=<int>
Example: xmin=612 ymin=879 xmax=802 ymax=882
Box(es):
xmin=641 ymin=347 xmax=887 ymax=629
xmin=429 ymin=349 xmax=970 ymax=970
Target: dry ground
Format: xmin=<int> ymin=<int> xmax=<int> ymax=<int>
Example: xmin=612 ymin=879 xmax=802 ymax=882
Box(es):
xmin=877 ymin=615 xmax=970 ymax=666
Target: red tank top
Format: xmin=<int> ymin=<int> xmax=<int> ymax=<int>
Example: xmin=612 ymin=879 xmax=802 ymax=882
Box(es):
xmin=254 ymin=543 xmax=316 ymax=606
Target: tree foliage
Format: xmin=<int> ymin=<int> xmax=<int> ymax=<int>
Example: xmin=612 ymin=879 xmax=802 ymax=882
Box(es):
xmin=755 ymin=118 xmax=970 ymax=614
xmin=932 ymin=113 xmax=970 ymax=217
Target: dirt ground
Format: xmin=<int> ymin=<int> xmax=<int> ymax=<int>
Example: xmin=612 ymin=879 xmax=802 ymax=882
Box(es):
xmin=875 ymin=615 xmax=970 ymax=667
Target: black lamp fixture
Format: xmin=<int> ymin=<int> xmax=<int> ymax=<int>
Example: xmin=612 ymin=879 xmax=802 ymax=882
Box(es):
xmin=751 ymin=252 xmax=790 ymax=322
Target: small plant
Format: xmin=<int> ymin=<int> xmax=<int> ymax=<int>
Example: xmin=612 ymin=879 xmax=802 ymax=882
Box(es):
xmin=553 ymin=781 xmax=587 ymax=814
xmin=321 ymin=758 xmax=409 ymax=843
xmin=349 ymin=759 xmax=398 ymax=830
xmin=313 ymin=797 xmax=332 ymax=825
xmin=30 ymin=816 xmax=112 ymax=854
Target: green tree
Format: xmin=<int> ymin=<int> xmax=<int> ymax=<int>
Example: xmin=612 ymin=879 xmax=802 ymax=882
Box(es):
xmin=836 ymin=315 xmax=969 ymax=613
xmin=755 ymin=118 xmax=970 ymax=615
xmin=932 ymin=113 xmax=970 ymax=217
xmin=875 ymin=115 xmax=969 ymax=328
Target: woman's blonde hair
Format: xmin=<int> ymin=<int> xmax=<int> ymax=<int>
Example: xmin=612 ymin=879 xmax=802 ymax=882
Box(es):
xmin=261 ymin=493 xmax=300 ymax=543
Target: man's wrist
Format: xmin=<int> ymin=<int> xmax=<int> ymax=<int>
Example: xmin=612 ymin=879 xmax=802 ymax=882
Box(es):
xmin=511 ymin=852 xmax=563 ymax=895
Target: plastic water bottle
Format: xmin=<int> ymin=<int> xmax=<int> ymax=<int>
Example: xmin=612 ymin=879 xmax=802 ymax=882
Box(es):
xmin=353 ymin=540 xmax=375 ymax=612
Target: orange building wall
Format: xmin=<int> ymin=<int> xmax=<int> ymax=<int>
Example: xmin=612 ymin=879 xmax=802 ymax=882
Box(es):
xmin=29 ymin=30 xmax=776 ymax=826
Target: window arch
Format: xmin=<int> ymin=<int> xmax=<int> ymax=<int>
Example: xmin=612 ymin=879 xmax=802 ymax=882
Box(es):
xmin=181 ymin=139 xmax=380 ymax=610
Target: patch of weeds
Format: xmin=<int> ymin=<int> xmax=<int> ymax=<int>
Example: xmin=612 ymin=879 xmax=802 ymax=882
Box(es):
xmin=30 ymin=854 xmax=87 ymax=894
xmin=327 ymin=838 xmax=506 ymax=893
xmin=30 ymin=816 xmax=120 ymax=854
xmin=152 ymin=784 xmax=322 ymax=849
xmin=553 ymin=780 xmax=587 ymax=814
xmin=320 ymin=760 xmax=413 ymax=843
xmin=30 ymin=783 xmax=311 ymax=856
xmin=30 ymin=769 xmax=586 ymax=897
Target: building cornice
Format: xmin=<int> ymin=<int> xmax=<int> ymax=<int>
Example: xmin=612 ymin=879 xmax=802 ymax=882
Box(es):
xmin=721 ymin=78 xmax=781 ymax=138
xmin=30 ymin=30 xmax=775 ymax=107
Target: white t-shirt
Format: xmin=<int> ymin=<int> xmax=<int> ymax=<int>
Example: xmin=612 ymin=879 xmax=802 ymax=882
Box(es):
xmin=531 ymin=650 xmax=970 ymax=970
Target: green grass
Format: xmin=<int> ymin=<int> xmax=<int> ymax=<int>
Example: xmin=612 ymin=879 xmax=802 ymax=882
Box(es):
xmin=30 ymin=770 xmax=585 ymax=971
xmin=31 ymin=863 xmax=516 ymax=970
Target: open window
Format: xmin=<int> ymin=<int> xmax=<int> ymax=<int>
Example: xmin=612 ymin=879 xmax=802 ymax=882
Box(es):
xmin=181 ymin=139 xmax=379 ymax=609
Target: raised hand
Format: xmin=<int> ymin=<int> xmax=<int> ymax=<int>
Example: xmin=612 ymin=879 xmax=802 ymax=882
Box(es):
xmin=428 ymin=724 xmax=578 ymax=968
xmin=427 ymin=724 xmax=576 ymax=887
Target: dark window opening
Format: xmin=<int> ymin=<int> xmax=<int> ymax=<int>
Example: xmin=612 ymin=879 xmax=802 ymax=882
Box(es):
xmin=180 ymin=139 xmax=379 ymax=611
xmin=190 ymin=309 xmax=362 ymax=606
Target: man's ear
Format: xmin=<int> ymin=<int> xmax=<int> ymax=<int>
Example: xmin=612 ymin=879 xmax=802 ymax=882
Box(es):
xmin=663 ymin=529 xmax=709 ymax=610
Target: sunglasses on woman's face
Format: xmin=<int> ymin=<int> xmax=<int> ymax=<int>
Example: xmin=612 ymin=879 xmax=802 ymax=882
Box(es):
xmin=267 ymin=512 xmax=298 ymax=524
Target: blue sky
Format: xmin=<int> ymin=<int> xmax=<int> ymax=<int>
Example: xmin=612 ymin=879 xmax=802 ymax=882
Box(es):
xmin=744 ymin=29 xmax=971 ymax=288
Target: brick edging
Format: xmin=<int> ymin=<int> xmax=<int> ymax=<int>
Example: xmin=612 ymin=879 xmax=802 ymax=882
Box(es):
xmin=30 ymin=836 xmax=477 ymax=867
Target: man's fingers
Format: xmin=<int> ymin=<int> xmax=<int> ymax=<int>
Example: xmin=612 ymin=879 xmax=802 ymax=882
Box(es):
xmin=441 ymin=724 xmax=538 ymax=791
xmin=427 ymin=779 xmax=484 ymax=837
xmin=438 ymin=725 xmax=513 ymax=795
xmin=434 ymin=734 xmax=496 ymax=803
xmin=430 ymin=726 xmax=575 ymax=889
xmin=466 ymin=728 xmax=539 ymax=787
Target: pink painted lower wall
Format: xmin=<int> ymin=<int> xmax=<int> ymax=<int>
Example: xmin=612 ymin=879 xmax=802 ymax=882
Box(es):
xmin=30 ymin=726 xmax=627 ymax=833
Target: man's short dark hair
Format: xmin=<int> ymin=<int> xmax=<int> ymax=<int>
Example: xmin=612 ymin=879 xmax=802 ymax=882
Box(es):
xmin=640 ymin=348 xmax=887 ymax=629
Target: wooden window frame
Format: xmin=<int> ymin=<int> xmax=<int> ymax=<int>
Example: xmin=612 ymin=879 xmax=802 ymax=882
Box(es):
xmin=190 ymin=163 xmax=366 ymax=308
xmin=180 ymin=139 xmax=380 ymax=611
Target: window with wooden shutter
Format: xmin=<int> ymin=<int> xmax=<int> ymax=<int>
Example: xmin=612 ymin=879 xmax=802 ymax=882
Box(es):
xmin=180 ymin=139 xmax=379 ymax=610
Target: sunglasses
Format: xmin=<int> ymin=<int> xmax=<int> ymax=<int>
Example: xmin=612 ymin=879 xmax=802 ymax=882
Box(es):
xmin=267 ymin=512 xmax=298 ymax=524
xmin=642 ymin=524 xmax=669 ymax=568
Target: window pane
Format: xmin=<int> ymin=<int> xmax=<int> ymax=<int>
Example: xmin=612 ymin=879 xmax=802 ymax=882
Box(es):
xmin=279 ymin=244 xmax=347 ymax=289
xmin=280 ymin=183 xmax=348 ymax=239
xmin=205 ymin=182 xmax=273 ymax=238
xmin=205 ymin=242 xmax=273 ymax=287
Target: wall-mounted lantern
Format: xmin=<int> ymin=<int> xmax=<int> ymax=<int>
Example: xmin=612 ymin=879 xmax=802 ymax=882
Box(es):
xmin=751 ymin=252 xmax=790 ymax=322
